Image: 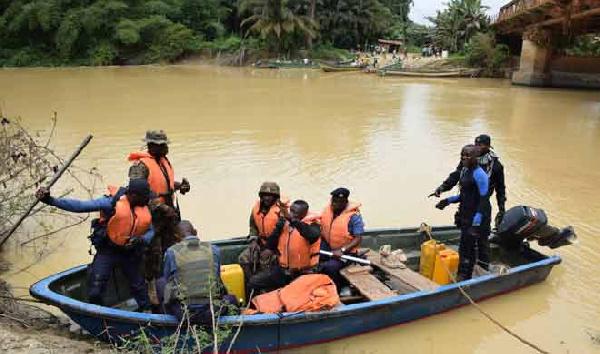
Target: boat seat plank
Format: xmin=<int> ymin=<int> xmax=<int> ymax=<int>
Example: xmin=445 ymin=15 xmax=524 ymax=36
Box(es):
xmin=340 ymin=266 xmax=396 ymax=301
xmin=473 ymin=264 xmax=490 ymax=278
xmin=366 ymin=254 xmax=438 ymax=294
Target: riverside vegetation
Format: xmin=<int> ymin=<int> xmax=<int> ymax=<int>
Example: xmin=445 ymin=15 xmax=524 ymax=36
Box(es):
xmin=0 ymin=0 xmax=414 ymax=66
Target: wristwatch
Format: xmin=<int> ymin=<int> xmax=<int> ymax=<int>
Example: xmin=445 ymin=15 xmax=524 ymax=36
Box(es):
xmin=341 ymin=247 xmax=347 ymax=254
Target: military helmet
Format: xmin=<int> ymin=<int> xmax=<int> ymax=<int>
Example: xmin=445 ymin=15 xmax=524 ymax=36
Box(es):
xmin=259 ymin=181 xmax=280 ymax=196
xmin=143 ymin=130 xmax=170 ymax=145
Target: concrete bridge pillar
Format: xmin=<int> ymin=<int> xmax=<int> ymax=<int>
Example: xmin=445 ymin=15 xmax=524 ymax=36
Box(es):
xmin=512 ymin=28 xmax=553 ymax=87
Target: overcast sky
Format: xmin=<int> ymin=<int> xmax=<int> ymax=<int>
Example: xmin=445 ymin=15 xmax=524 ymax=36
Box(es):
xmin=410 ymin=0 xmax=507 ymax=25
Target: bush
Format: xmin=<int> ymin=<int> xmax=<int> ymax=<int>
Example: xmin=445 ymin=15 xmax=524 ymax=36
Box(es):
xmin=465 ymin=32 xmax=509 ymax=74
xmin=88 ymin=42 xmax=118 ymax=65
xmin=309 ymin=43 xmax=353 ymax=60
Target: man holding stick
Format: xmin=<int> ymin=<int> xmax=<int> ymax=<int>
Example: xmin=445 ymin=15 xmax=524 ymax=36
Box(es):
xmin=36 ymin=178 xmax=154 ymax=310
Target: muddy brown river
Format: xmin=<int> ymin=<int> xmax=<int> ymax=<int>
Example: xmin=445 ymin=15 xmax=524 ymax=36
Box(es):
xmin=1 ymin=66 xmax=599 ymax=353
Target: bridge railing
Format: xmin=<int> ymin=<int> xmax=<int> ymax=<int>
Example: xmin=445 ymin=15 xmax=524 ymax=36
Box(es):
xmin=495 ymin=0 xmax=553 ymax=22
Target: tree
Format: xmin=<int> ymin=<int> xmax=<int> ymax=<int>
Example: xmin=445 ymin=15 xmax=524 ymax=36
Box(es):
xmin=240 ymin=0 xmax=317 ymax=53
xmin=427 ymin=0 xmax=489 ymax=53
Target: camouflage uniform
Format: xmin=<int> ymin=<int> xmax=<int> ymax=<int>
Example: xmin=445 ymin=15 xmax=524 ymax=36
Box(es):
xmin=129 ymin=162 xmax=178 ymax=279
xmin=238 ymin=182 xmax=282 ymax=283
xmin=129 ymin=131 xmax=181 ymax=284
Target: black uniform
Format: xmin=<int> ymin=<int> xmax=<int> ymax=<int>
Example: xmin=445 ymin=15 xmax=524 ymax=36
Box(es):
xmin=439 ymin=151 xmax=506 ymax=225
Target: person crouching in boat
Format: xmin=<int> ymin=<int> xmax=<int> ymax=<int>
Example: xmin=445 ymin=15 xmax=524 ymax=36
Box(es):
xmin=36 ymin=178 xmax=155 ymax=311
xmin=247 ymin=200 xmax=321 ymax=295
xmin=435 ymin=145 xmax=491 ymax=280
xmin=238 ymin=182 xmax=288 ymax=284
xmin=157 ymin=220 xmax=236 ymax=323
xmin=319 ymin=188 xmax=364 ymax=290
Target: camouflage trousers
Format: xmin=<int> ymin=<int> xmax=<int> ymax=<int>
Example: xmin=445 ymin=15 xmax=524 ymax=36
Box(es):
xmin=238 ymin=240 xmax=278 ymax=282
xmin=144 ymin=216 xmax=179 ymax=280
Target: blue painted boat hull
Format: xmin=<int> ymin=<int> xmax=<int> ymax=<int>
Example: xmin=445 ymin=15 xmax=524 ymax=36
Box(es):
xmin=29 ymin=226 xmax=560 ymax=352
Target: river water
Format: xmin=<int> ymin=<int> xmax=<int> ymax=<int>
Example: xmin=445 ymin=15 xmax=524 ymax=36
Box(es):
xmin=1 ymin=66 xmax=599 ymax=353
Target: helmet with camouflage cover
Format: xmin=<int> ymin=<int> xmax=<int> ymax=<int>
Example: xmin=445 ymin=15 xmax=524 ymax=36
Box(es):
xmin=259 ymin=181 xmax=280 ymax=196
xmin=143 ymin=130 xmax=170 ymax=145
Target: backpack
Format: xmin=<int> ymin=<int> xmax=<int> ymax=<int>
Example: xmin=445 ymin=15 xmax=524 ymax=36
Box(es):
xmin=88 ymin=187 xmax=127 ymax=252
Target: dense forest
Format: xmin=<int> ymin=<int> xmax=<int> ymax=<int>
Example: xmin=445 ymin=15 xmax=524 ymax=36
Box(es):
xmin=2 ymin=0 xmax=597 ymax=67
xmin=0 ymin=0 xmax=415 ymax=65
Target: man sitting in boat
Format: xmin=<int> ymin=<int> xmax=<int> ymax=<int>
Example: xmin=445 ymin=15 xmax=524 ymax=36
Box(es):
xmin=319 ymin=187 xmax=364 ymax=290
xmin=435 ymin=145 xmax=491 ymax=280
xmin=36 ymin=178 xmax=155 ymax=311
xmin=247 ymin=200 xmax=321 ymax=294
xmin=158 ymin=220 xmax=236 ymax=322
xmin=238 ymin=182 xmax=288 ymax=283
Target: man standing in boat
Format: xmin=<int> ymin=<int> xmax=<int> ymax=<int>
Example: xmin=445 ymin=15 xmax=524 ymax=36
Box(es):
xmin=431 ymin=134 xmax=506 ymax=228
xmin=128 ymin=130 xmax=191 ymax=305
xmin=319 ymin=188 xmax=364 ymax=290
xmin=246 ymin=200 xmax=321 ymax=294
xmin=238 ymin=182 xmax=288 ymax=286
xmin=35 ymin=179 xmax=154 ymax=311
xmin=435 ymin=145 xmax=491 ymax=280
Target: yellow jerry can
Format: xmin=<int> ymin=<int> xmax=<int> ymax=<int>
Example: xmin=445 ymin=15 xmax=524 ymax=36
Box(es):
xmin=220 ymin=264 xmax=245 ymax=305
xmin=419 ymin=239 xmax=445 ymax=279
xmin=432 ymin=249 xmax=460 ymax=285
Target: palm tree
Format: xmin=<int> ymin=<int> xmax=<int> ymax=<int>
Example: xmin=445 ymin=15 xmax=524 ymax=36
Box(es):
xmin=240 ymin=0 xmax=317 ymax=53
xmin=428 ymin=0 xmax=488 ymax=52
xmin=457 ymin=0 xmax=489 ymax=47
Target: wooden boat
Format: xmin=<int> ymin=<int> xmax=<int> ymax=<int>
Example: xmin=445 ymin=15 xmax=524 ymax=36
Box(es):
xmin=30 ymin=225 xmax=560 ymax=352
xmin=269 ymin=61 xmax=320 ymax=69
xmin=320 ymin=62 xmax=364 ymax=72
xmin=380 ymin=68 xmax=481 ymax=78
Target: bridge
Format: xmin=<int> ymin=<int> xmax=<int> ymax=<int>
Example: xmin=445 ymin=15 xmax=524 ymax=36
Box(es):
xmin=493 ymin=0 xmax=600 ymax=88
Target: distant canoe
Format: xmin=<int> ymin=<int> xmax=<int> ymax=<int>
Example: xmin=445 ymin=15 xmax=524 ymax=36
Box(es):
xmin=380 ymin=68 xmax=480 ymax=78
xmin=271 ymin=61 xmax=320 ymax=69
xmin=321 ymin=62 xmax=364 ymax=72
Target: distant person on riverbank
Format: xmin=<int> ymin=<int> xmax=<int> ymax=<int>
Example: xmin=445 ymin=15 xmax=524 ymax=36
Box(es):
xmin=238 ymin=182 xmax=288 ymax=292
xmin=247 ymin=200 xmax=321 ymax=294
xmin=36 ymin=179 xmax=154 ymax=311
xmin=434 ymin=145 xmax=491 ymax=280
xmin=157 ymin=220 xmax=236 ymax=323
xmin=319 ymin=188 xmax=364 ymax=290
xmin=431 ymin=134 xmax=506 ymax=228
xmin=128 ymin=130 xmax=191 ymax=305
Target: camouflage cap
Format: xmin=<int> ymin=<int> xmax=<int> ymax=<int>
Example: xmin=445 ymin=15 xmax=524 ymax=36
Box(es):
xmin=143 ymin=130 xmax=170 ymax=145
xmin=259 ymin=181 xmax=280 ymax=196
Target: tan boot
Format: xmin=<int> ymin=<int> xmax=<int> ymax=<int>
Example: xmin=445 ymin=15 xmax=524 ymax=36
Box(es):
xmin=147 ymin=279 xmax=159 ymax=305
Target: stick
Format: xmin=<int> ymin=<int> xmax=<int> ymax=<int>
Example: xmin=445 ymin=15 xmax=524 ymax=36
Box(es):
xmin=0 ymin=135 xmax=93 ymax=247
xmin=319 ymin=250 xmax=371 ymax=265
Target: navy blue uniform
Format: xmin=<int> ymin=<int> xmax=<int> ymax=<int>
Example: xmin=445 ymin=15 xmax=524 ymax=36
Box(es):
xmin=45 ymin=196 xmax=154 ymax=309
xmin=447 ymin=166 xmax=491 ymax=279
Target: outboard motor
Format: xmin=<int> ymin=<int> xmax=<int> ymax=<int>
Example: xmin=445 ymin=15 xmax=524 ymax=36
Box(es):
xmin=494 ymin=206 xmax=577 ymax=249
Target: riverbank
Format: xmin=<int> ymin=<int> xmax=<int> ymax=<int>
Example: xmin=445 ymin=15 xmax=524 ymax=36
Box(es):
xmin=0 ymin=274 xmax=109 ymax=353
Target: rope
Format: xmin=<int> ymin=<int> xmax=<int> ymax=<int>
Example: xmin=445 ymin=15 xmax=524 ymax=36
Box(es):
xmin=420 ymin=223 xmax=551 ymax=354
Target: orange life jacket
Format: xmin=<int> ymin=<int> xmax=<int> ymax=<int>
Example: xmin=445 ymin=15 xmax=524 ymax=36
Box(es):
xmin=247 ymin=274 xmax=340 ymax=314
xmin=128 ymin=152 xmax=175 ymax=204
xmin=321 ymin=202 xmax=362 ymax=253
xmin=278 ymin=213 xmax=321 ymax=270
xmin=252 ymin=198 xmax=290 ymax=244
xmin=102 ymin=185 xmax=152 ymax=246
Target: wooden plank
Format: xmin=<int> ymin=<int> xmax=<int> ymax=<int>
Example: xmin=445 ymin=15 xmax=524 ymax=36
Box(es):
xmin=340 ymin=266 xmax=396 ymax=301
xmin=473 ymin=264 xmax=491 ymax=278
xmin=366 ymin=254 xmax=438 ymax=294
